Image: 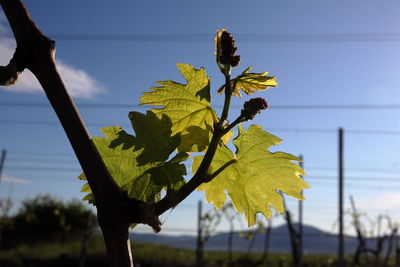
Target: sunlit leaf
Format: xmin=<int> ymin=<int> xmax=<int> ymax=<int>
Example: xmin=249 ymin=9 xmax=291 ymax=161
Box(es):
xmin=128 ymin=111 xmax=180 ymax=165
xmin=79 ymin=124 xmax=186 ymax=204
xmin=218 ymin=66 xmax=277 ymax=97
xmin=193 ymin=125 xmax=309 ymax=226
xmin=140 ymin=63 xmax=218 ymax=152
xmin=177 ymin=126 xmax=233 ymax=153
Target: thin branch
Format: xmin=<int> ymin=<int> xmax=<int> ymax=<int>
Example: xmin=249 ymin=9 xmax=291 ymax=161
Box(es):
xmin=218 ymin=71 xmax=232 ymax=128
xmin=154 ymin=128 xmax=223 ymax=215
xmin=223 ymin=115 xmax=245 ymax=135
xmin=154 ymin=66 xmax=234 ymax=215
xmin=204 ymin=159 xmax=237 ymax=182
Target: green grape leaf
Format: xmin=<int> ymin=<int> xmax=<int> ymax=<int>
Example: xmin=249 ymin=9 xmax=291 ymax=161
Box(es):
xmin=218 ymin=66 xmax=277 ymax=97
xmin=193 ymin=125 xmax=309 ymax=226
xmin=178 ymin=126 xmax=210 ymax=153
xmin=140 ymin=63 xmax=218 ymax=152
xmin=123 ymin=152 xmax=188 ymax=201
xmin=79 ymin=125 xmax=186 ymax=204
xmin=128 ymin=111 xmax=180 ymax=165
xmin=178 ymin=126 xmax=234 ymax=153
xmin=221 ymin=130 xmax=234 ymax=145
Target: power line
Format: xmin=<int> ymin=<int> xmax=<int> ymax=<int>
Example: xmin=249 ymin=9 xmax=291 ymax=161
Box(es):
xmin=3 ymin=101 xmax=400 ymax=110
xmin=7 ymin=150 xmax=400 ymax=167
xmin=7 ymin=150 xmax=74 ymax=157
xmin=7 ymin=157 xmax=78 ymax=164
xmin=308 ymin=176 xmax=400 ymax=182
xmin=3 ymin=118 xmax=400 ymax=136
xmin=271 ymin=104 xmax=400 ymax=110
xmin=5 ymin=166 xmax=81 ymax=172
xmin=6 ymin=157 xmax=400 ymax=174
xmin=5 ymin=32 xmax=400 ymax=43
xmin=4 ymin=165 xmax=400 ymax=184
xmin=308 ymin=167 xmax=400 ymax=174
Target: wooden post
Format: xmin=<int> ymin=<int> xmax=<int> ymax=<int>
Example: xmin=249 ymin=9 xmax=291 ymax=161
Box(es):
xmin=262 ymin=220 xmax=272 ymax=263
xmin=282 ymin=193 xmax=299 ymax=267
xmin=228 ymin=224 xmax=233 ymax=266
xmin=396 ymin=231 xmax=400 ymax=266
xmin=196 ymin=200 xmax=204 ymax=267
xmin=0 ymin=149 xmax=7 ymax=191
xmin=338 ymin=128 xmax=345 ymax=267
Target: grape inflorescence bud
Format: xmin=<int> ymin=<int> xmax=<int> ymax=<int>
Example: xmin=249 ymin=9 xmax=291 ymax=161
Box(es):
xmin=241 ymin=97 xmax=268 ymax=121
xmin=216 ymin=29 xmax=240 ymax=67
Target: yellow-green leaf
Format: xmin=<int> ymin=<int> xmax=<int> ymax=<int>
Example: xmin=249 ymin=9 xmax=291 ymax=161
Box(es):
xmin=128 ymin=111 xmax=180 ymax=165
xmin=221 ymin=130 xmax=234 ymax=145
xmin=79 ymin=125 xmax=186 ymax=204
xmin=140 ymin=63 xmax=218 ymax=152
xmin=218 ymin=66 xmax=277 ymax=97
xmin=178 ymin=126 xmax=210 ymax=153
xmin=193 ymin=125 xmax=309 ymax=226
xmin=177 ymin=126 xmax=233 ymax=153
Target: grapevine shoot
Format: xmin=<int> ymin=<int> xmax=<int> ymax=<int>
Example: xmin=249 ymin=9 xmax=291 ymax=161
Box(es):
xmin=79 ymin=29 xmax=310 ymax=228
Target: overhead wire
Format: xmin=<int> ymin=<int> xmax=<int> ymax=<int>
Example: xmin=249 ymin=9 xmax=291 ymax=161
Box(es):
xmin=4 ymin=32 xmax=400 ymax=43
xmin=2 ymin=118 xmax=400 ymax=136
xmin=4 ymin=164 xmax=400 ymax=184
xmin=6 ymin=157 xmax=400 ymax=175
xmin=6 ymin=150 xmax=400 ymax=168
xmin=3 ymin=101 xmax=400 ymax=110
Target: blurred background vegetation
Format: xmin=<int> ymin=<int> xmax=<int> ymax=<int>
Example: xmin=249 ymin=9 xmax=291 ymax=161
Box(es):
xmin=0 ymin=195 xmax=398 ymax=267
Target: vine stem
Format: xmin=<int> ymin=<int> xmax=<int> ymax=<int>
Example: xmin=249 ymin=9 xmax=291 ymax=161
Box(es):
xmin=219 ymin=67 xmax=232 ymax=127
xmin=205 ymin=159 xmax=237 ymax=182
xmin=223 ymin=115 xmax=245 ymax=135
xmin=154 ymin=65 xmax=234 ymax=215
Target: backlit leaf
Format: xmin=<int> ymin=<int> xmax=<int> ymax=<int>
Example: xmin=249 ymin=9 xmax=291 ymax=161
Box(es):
xmin=218 ymin=66 xmax=277 ymax=97
xmin=177 ymin=126 xmax=233 ymax=153
xmin=79 ymin=123 xmax=186 ymax=204
xmin=128 ymin=111 xmax=180 ymax=165
xmin=193 ymin=125 xmax=309 ymax=226
xmin=140 ymin=63 xmax=218 ymax=152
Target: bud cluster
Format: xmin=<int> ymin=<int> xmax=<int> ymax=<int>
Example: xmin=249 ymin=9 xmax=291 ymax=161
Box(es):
xmin=218 ymin=30 xmax=240 ymax=67
xmin=241 ymin=97 xmax=268 ymax=121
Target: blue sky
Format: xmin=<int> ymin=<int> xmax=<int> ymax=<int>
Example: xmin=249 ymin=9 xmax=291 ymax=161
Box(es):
xmin=2 ymin=0 xmax=400 ymax=237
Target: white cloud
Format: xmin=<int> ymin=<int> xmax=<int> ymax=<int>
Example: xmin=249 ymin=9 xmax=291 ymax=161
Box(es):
xmin=56 ymin=60 xmax=106 ymax=98
xmin=0 ymin=33 xmax=106 ymax=99
xmin=2 ymin=174 xmax=29 ymax=184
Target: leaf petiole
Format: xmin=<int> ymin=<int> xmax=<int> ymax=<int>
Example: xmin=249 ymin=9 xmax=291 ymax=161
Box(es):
xmin=204 ymin=159 xmax=237 ymax=183
xmin=218 ymin=70 xmax=233 ymax=129
xmin=222 ymin=115 xmax=245 ymax=135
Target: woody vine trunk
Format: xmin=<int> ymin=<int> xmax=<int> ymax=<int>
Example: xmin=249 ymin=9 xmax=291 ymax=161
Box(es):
xmin=0 ymin=0 xmax=145 ymax=266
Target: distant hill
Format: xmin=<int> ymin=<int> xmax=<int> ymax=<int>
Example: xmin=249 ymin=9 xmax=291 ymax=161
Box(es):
xmin=130 ymin=223 xmax=392 ymax=255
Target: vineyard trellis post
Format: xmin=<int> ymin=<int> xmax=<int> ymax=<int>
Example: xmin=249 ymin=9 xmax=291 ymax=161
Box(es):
xmin=196 ymin=200 xmax=204 ymax=267
xmin=282 ymin=195 xmax=300 ymax=267
xmin=0 ymin=149 xmax=7 ymax=191
xmin=262 ymin=219 xmax=272 ymax=263
xmin=338 ymin=127 xmax=345 ymax=267
xmin=396 ymin=234 xmax=400 ymax=266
